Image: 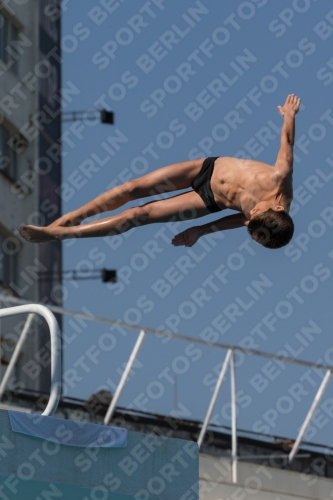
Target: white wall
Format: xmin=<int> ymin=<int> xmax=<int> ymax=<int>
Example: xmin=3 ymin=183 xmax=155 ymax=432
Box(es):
xmin=200 ymin=454 xmax=333 ymax=500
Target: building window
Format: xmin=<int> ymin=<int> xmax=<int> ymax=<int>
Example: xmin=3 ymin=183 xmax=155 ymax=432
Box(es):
xmin=0 ymin=13 xmax=19 ymax=75
xmin=0 ymin=125 xmax=18 ymax=180
xmin=0 ymin=233 xmax=17 ymax=287
xmin=0 ymin=124 xmax=26 ymax=182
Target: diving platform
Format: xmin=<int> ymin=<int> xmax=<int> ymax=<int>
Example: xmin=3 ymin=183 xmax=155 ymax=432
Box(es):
xmin=0 ymin=408 xmax=198 ymax=499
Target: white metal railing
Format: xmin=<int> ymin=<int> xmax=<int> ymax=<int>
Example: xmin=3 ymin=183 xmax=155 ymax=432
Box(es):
xmin=0 ymin=293 xmax=332 ymax=480
xmin=104 ymin=329 xmax=146 ymax=424
xmin=0 ymin=303 xmax=62 ymax=416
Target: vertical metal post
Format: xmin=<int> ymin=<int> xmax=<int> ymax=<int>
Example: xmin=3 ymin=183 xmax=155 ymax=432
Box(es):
xmin=104 ymin=329 xmax=146 ymax=425
xmin=174 ymin=375 xmax=178 ymax=419
xmin=197 ymin=349 xmax=232 ymax=448
xmin=231 ymin=351 xmax=237 ymax=483
xmin=0 ymin=313 xmax=35 ymax=400
xmin=288 ymin=370 xmax=331 ymax=463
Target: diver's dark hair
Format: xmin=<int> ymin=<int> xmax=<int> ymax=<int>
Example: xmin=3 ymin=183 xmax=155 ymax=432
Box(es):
xmin=247 ymin=209 xmax=294 ymax=249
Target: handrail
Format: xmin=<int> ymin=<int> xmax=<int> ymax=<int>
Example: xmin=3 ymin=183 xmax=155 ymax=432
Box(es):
xmin=230 ymin=352 xmax=237 ymax=484
xmin=104 ymin=329 xmax=146 ymax=425
xmin=0 ymin=294 xmax=332 ymax=479
xmin=0 ymin=304 xmax=61 ymax=416
xmin=1 ymin=294 xmax=333 ymax=372
xmin=197 ymin=349 xmax=232 ymax=448
xmin=0 ymin=313 xmax=35 ymax=401
xmin=288 ymin=370 xmax=332 ymax=463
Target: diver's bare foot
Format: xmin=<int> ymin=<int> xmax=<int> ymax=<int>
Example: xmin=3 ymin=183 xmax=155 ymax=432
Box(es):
xmin=18 ymin=225 xmax=58 ymax=243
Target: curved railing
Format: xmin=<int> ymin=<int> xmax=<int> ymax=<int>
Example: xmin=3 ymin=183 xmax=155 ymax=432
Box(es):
xmin=0 ymin=303 xmax=61 ymax=416
xmin=0 ymin=294 xmax=332 ymax=483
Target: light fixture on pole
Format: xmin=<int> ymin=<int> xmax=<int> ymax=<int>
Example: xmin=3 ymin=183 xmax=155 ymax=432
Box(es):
xmin=61 ymin=109 xmax=114 ymax=124
xmin=38 ymin=268 xmax=117 ymax=283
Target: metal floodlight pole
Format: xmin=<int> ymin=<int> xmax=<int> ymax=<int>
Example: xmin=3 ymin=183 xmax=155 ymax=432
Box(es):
xmin=0 ymin=313 xmax=35 ymax=400
xmin=104 ymin=329 xmax=146 ymax=425
xmin=231 ymin=351 xmax=238 ymax=484
xmin=197 ymin=349 xmax=232 ymax=449
xmin=288 ymin=370 xmax=332 ymax=463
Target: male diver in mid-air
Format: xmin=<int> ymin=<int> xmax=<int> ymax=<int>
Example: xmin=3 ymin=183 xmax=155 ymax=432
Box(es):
xmin=19 ymin=94 xmax=300 ymax=249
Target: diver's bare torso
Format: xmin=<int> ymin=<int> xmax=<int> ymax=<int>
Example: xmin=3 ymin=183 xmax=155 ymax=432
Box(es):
xmin=210 ymin=156 xmax=293 ymax=219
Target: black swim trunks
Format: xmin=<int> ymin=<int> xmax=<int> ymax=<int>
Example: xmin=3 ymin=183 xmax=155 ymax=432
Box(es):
xmin=191 ymin=157 xmax=225 ymax=213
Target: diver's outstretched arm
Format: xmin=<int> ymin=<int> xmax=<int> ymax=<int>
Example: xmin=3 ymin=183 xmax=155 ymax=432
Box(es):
xmin=275 ymin=94 xmax=301 ymax=176
xmin=172 ymin=213 xmax=248 ymax=247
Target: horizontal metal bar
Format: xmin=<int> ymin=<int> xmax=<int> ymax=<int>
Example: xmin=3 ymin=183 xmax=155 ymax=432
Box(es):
xmin=38 ymin=270 xmax=102 ymax=274
xmin=61 ymin=109 xmax=101 ymax=115
xmin=238 ymin=453 xmax=311 ymax=460
xmin=62 ymin=117 xmax=98 ymax=122
xmin=39 ymin=276 xmax=101 ymax=282
xmin=1 ymin=294 xmax=333 ymax=372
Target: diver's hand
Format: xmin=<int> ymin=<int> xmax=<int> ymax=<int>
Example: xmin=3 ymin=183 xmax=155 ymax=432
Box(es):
xmin=278 ymin=94 xmax=301 ymax=117
xmin=171 ymin=226 xmax=202 ymax=247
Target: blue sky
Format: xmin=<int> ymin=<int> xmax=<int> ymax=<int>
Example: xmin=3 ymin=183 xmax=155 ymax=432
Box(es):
xmin=60 ymin=0 xmax=333 ymax=446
